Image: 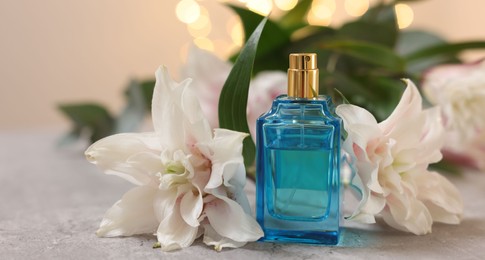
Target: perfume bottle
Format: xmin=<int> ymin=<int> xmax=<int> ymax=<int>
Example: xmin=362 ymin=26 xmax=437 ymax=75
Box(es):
xmin=256 ymin=53 xmax=341 ymax=245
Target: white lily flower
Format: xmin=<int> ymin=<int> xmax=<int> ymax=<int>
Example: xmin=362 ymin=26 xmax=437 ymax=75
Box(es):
xmin=423 ymin=60 xmax=485 ymax=140
xmin=181 ymin=47 xmax=286 ymax=139
xmin=336 ymin=79 xmax=463 ymax=235
xmin=423 ymin=60 xmax=485 ymax=170
xmin=86 ymin=66 xmax=263 ymax=251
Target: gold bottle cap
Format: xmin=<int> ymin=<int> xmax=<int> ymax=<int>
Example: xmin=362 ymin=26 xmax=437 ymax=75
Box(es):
xmin=288 ymin=53 xmax=319 ymax=98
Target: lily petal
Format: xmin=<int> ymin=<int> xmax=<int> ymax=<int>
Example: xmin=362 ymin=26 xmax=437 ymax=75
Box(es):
xmin=337 ymin=105 xmax=384 ymax=194
xmin=198 ymin=128 xmax=248 ymax=190
xmin=414 ymin=171 xmax=463 ymax=224
xmin=152 ymin=66 xmax=189 ymax=151
xmin=382 ymin=190 xmax=433 ymax=235
xmin=336 ymin=104 xmax=381 ymax=155
xmin=85 ymin=133 xmax=161 ymax=186
xmin=180 ymin=185 xmax=203 ymax=227
xmin=347 ymin=192 xmax=386 ymax=224
xmin=386 ymin=110 xmax=427 ymax=154
xmin=153 ymin=188 xmax=178 ymax=223
xmin=379 ymin=79 xmax=422 ymax=135
xmin=156 ymin=195 xmax=199 ymax=251
xmin=336 ymin=104 xmax=379 ymax=126
xmin=96 ymin=186 xmax=159 ymax=237
xmin=415 ymin=107 xmax=445 ymax=164
xmin=152 ymin=66 xmax=212 ymax=153
xmin=205 ymin=188 xmax=263 ymax=243
xmin=202 ymin=224 xmax=247 ymax=251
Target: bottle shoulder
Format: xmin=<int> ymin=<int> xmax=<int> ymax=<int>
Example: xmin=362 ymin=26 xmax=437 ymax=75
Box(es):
xmin=258 ymin=95 xmax=341 ymax=125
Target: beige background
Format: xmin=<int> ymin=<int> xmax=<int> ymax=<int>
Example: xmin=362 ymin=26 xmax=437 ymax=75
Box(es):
xmin=1 ymin=0 xmax=484 ymax=130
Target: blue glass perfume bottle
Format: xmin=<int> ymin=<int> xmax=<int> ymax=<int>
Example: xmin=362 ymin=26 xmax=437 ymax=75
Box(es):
xmin=256 ymin=53 xmax=341 ymax=245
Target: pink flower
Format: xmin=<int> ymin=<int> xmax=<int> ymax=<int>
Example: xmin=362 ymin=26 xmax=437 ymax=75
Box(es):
xmin=336 ymin=79 xmax=463 ymax=235
xmin=422 ymin=60 xmax=485 ymax=170
xmin=181 ymin=47 xmax=287 ymax=139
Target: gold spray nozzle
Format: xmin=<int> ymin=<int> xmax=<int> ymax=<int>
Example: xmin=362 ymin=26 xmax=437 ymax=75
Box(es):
xmin=288 ymin=53 xmax=319 ymax=98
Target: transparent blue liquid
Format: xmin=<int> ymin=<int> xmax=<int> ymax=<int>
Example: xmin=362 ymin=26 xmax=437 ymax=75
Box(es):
xmin=256 ymin=96 xmax=341 ymax=245
xmin=269 ymin=148 xmax=331 ymax=220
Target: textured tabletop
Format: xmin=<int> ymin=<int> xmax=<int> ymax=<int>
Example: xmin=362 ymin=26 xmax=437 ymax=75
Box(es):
xmin=1 ymin=129 xmax=484 ymax=260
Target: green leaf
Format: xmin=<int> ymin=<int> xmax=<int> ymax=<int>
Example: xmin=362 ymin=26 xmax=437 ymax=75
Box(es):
xmin=392 ymin=0 xmax=427 ymax=3
xmin=319 ymin=40 xmax=405 ymax=72
xmin=405 ymin=41 xmax=485 ymax=62
xmin=354 ymin=3 xmax=398 ymax=47
xmin=139 ymin=80 xmax=156 ymax=110
xmin=397 ymin=30 xmax=447 ymax=56
xmin=320 ymin=71 xmax=379 ymax=101
xmin=115 ymin=80 xmax=147 ymax=133
xmin=361 ymin=3 xmax=397 ymax=25
xmin=333 ymin=88 xmax=350 ymax=105
xmin=429 ymin=160 xmax=462 ymax=175
xmin=321 ymin=71 xmax=404 ymax=120
xmin=339 ymin=21 xmax=397 ymax=47
xmin=396 ymin=30 xmax=459 ymax=75
xmin=278 ymin=0 xmax=312 ymax=33
xmin=365 ymin=77 xmax=405 ymax=120
xmin=218 ymin=17 xmax=268 ymax=169
xmin=228 ymin=5 xmax=289 ymax=60
xmin=58 ymin=103 xmax=115 ymax=143
xmin=289 ymin=26 xmax=337 ymax=51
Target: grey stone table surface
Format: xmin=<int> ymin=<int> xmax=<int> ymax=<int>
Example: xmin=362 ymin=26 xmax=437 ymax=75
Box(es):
xmin=1 ymin=129 xmax=484 ymax=260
